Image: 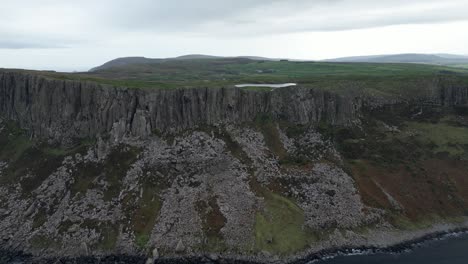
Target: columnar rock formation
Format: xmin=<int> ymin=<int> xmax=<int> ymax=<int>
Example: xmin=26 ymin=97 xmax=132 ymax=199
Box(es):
xmin=1 ymin=72 xmax=467 ymax=143
xmin=0 ymin=72 xmax=365 ymax=141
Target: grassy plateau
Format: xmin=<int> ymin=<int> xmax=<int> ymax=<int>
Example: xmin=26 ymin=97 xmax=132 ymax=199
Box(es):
xmin=3 ymin=58 xmax=468 ymax=97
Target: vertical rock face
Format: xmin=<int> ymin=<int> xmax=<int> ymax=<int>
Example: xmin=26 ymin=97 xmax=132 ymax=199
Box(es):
xmin=270 ymin=87 xmax=362 ymax=125
xmin=438 ymin=79 xmax=468 ymax=106
xmin=0 ymin=72 xmax=363 ymax=141
xmin=1 ymin=72 xmax=468 ymax=142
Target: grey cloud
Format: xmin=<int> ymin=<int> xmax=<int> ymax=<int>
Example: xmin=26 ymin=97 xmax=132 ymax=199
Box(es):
xmin=269 ymin=3 xmax=468 ymax=33
xmin=94 ymin=0 xmax=284 ymax=30
xmin=91 ymin=0 xmax=468 ymax=33
xmin=0 ymin=40 xmax=67 ymax=49
xmin=1 ymin=0 xmax=468 ymax=48
xmin=103 ymin=0 xmax=343 ymax=29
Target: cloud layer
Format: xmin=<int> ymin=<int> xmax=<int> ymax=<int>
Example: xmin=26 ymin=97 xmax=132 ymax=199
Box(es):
xmin=1 ymin=0 xmax=468 ymax=70
xmin=2 ymin=0 xmax=468 ymax=48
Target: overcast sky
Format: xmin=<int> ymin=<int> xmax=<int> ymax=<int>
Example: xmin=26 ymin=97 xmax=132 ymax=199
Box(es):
xmin=1 ymin=0 xmax=468 ymax=71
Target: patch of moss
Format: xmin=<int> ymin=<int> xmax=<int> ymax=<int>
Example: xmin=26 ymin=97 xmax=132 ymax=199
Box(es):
xmin=213 ymin=127 xmax=252 ymax=166
xmin=102 ymin=145 xmax=141 ymax=201
xmin=254 ymin=114 xmax=287 ymax=159
xmin=29 ymin=234 xmax=60 ymax=250
xmin=58 ymin=220 xmax=74 ymax=234
xmin=278 ymin=156 xmax=308 ymax=167
xmin=281 ymin=123 xmax=308 ymax=139
xmin=0 ymin=122 xmax=34 ymax=184
xmin=98 ymin=223 xmax=119 ymax=251
xmin=389 ymin=214 xmax=439 ymax=231
xmin=69 ymin=145 xmax=141 ymax=199
xmin=136 ymin=233 xmax=150 ymax=249
xmin=122 ymin=169 xmax=168 ymax=250
xmin=333 ymin=114 xmax=468 ymax=165
xmin=0 ymin=121 xmax=93 ymax=195
xmin=70 ymin=163 xmax=103 ymax=197
xmin=196 ymin=196 xmax=227 ymax=252
xmin=19 ymin=150 xmax=65 ymax=194
xmin=32 ymin=208 xmax=48 ymax=229
xmin=132 ymin=187 xmax=162 ymax=249
xmin=253 ymin=187 xmax=309 ymax=255
xmin=80 ymin=220 xmax=119 ymax=250
xmin=403 ymin=122 xmax=468 ymax=158
xmin=0 ymin=135 xmax=33 ymax=162
xmin=42 ymin=138 xmax=94 ymax=157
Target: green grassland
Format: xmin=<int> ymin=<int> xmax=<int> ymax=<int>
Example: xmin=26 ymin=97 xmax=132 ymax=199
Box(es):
xmin=403 ymin=121 xmax=468 ymax=158
xmin=450 ymin=64 xmax=468 ymax=69
xmin=254 ymin=189 xmax=310 ymax=255
xmin=4 ymin=59 xmax=468 ymax=97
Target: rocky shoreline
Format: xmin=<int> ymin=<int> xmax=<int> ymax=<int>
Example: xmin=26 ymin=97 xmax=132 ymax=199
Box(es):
xmin=3 ymin=226 xmax=468 ymax=264
xmin=299 ymin=228 xmax=468 ymax=263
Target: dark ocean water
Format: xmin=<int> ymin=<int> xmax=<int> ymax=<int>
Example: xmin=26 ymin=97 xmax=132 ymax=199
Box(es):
xmin=3 ymin=233 xmax=468 ymax=264
xmin=318 ymin=233 xmax=468 ymax=264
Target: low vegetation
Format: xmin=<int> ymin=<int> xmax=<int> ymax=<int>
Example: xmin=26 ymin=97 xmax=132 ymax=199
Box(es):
xmin=403 ymin=121 xmax=468 ymax=158
xmin=254 ymin=114 xmax=287 ymax=159
xmin=79 ymin=220 xmax=120 ymax=251
xmin=70 ymin=145 xmax=141 ymax=200
xmin=0 ymin=121 xmax=90 ymax=195
xmin=332 ymin=107 xmax=468 ymax=224
xmin=254 ymin=188 xmax=309 ymax=255
xmin=123 ymin=166 xmax=172 ymax=249
xmin=132 ymin=186 xmax=162 ymax=249
xmin=5 ymin=59 xmax=468 ymax=98
xmin=196 ymin=196 xmax=227 ymax=252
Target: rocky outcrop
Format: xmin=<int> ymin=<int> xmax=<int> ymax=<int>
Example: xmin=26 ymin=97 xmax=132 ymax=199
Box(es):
xmin=437 ymin=77 xmax=468 ymax=106
xmin=0 ymin=71 xmax=364 ymax=141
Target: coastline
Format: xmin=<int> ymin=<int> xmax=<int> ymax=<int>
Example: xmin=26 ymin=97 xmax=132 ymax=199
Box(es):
xmin=2 ymin=222 xmax=468 ymax=264
xmin=299 ymin=228 xmax=468 ymax=264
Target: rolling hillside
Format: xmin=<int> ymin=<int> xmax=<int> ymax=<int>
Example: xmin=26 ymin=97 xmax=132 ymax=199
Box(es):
xmin=325 ymin=53 xmax=468 ymax=67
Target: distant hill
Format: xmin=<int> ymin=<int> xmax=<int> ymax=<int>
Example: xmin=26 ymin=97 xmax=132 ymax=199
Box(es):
xmin=325 ymin=53 xmax=468 ymax=67
xmin=89 ymin=57 xmax=162 ymax=72
xmin=435 ymin=54 xmax=468 ymax=59
xmin=90 ymin=54 xmax=282 ymax=72
xmin=172 ymin=54 xmax=222 ymax=60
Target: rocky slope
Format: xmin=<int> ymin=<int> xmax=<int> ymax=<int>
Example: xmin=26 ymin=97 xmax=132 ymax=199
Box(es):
xmin=1 ymin=71 xmax=468 ymax=263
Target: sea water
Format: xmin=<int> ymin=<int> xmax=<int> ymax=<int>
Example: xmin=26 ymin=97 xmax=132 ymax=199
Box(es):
xmin=318 ymin=233 xmax=468 ymax=264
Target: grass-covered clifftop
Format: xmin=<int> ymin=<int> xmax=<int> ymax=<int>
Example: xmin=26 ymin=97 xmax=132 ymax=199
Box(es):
xmin=3 ymin=58 xmax=468 ymax=96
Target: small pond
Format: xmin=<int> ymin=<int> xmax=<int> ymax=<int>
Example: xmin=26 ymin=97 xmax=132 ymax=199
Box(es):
xmin=235 ymin=83 xmax=297 ymax=88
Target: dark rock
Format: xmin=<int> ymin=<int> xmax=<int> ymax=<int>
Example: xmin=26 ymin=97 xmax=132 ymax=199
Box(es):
xmin=0 ymin=72 xmax=363 ymax=142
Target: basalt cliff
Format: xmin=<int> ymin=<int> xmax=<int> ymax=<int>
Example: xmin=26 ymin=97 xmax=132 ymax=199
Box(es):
xmin=1 ymin=71 xmax=468 ymax=263
xmin=0 ymin=72 xmax=364 ymax=141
